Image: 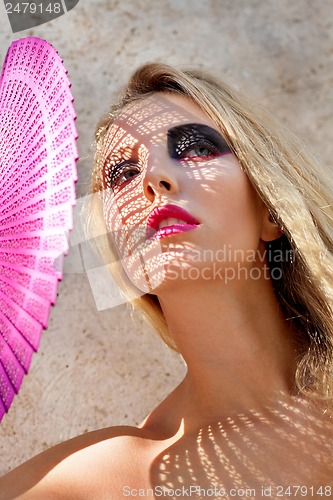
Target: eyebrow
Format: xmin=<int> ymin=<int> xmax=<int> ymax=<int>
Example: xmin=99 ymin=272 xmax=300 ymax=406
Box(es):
xmin=167 ymin=123 xmax=231 ymax=158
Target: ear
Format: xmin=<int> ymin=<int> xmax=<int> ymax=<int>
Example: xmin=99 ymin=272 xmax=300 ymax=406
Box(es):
xmin=260 ymin=209 xmax=283 ymax=242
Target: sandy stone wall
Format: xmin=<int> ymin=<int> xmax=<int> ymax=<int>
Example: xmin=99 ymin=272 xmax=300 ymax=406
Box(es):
xmin=0 ymin=0 xmax=332 ymax=474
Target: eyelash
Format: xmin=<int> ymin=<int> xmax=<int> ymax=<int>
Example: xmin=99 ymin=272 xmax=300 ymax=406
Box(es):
xmin=108 ymin=161 xmax=141 ymax=189
xmin=177 ymin=140 xmax=221 ymax=160
xmin=107 ymin=139 xmax=226 ymax=189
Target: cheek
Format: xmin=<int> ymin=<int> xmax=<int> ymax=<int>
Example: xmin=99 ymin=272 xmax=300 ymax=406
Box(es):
xmin=232 ymin=176 xmax=262 ymax=222
xmin=201 ymin=161 xmax=264 ymax=247
xmin=225 ymin=179 xmax=264 ymax=251
xmin=102 ymin=186 xmax=151 ymax=259
xmin=102 ymin=191 xmax=123 ymax=236
xmin=101 ymin=193 xmax=126 ymax=260
xmin=101 ymin=189 xmax=168 ymax=294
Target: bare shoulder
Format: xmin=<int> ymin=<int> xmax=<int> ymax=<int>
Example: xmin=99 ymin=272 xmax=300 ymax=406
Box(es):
xmin=0 ymin=384 xmax=185 ymax=500
xmin=0 ymin=425 xmax=155 ymax=500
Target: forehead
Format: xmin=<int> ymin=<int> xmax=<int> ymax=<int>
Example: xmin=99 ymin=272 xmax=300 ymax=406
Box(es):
xmin=105 ymin=93 xmax=217 ymax=148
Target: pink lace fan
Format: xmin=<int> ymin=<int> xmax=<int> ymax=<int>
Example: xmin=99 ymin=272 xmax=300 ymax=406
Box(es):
xmin=0 ymin=37 xmax=78 ymax=421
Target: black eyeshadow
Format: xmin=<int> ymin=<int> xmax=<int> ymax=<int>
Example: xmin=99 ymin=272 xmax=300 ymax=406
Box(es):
xmin=167 ymin=123 xmax=231 ymax=159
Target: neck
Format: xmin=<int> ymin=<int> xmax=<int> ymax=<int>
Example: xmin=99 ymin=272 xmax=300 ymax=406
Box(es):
xmin=156 ymin=267 xmax=299 ymax=427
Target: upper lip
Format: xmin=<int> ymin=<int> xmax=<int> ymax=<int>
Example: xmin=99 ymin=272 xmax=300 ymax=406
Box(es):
xmin=146 ymin=204 xmax=200 ymax=234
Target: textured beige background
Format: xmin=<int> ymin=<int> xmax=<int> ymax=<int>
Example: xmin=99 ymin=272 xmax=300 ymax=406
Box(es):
xmin=0 ymin=0 xmax=332 ymax=475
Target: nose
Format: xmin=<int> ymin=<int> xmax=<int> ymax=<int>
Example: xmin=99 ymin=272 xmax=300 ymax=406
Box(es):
xmin=142 ymin=158 xmax=179 ymax=202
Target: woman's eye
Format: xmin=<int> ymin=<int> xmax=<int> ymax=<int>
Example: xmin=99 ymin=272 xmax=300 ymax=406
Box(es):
xmin=181 ymin=144 xmax=216 ymax=159
xmin=107 ymin=162 xmax=141 ymax=189
xmin=168 ymin=124 xmax=232 ymax=161
xmin=118 ymin=167 xmax=139 ymax=183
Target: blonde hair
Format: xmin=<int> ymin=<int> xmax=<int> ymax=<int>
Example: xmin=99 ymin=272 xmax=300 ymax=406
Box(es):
xmin=89 ymin=63 xmax=333 ymax=404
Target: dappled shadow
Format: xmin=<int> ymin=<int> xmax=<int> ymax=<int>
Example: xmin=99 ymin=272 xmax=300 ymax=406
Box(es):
xmin=93 ymin=93 xmax=275 ymax=303
xmin=150 ymin=397 xmax=333 ymax=498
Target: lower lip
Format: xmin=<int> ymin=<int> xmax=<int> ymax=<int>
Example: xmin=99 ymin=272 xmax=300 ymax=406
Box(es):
xmin=148 ymin=224 xmax=199 ymax=240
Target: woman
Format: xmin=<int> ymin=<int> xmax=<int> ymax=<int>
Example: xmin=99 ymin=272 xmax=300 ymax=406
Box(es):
xmin=1 ymin=63 xmax=333 ymax=498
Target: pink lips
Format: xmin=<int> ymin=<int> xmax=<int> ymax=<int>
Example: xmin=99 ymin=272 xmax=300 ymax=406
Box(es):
xmin=146 ymin=204 xmax=200 ymax=240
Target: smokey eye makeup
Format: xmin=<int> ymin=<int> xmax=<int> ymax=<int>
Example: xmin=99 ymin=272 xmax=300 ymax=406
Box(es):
xmin=104 ymin=158 xmax=141 ymax=190
xmin=102 ymin=140 xmax=144 ymax=191
xmin=167 ymin=123 xmax=232 ymax=160
xmin=103 ymin=123 xmax=232 ymax=191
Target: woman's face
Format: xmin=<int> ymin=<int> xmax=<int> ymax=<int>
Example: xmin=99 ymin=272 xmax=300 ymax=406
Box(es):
xmin=99 ymin=93 xmax=266 ymax=294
